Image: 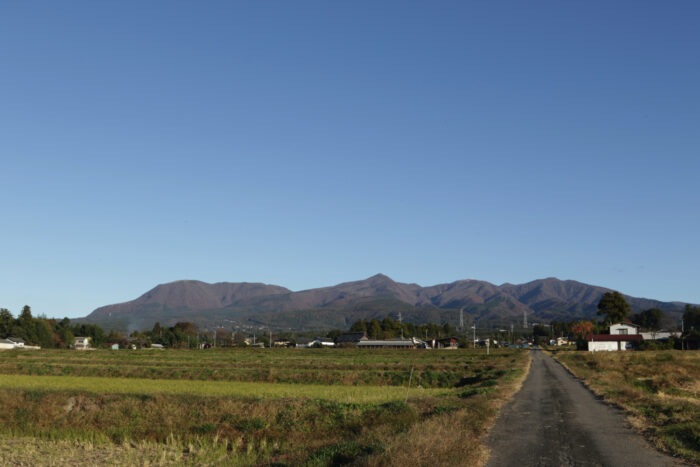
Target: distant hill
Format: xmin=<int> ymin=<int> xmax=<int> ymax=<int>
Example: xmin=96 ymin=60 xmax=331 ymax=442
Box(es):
xmin=78 ymin=274 xmax=691 ymax=332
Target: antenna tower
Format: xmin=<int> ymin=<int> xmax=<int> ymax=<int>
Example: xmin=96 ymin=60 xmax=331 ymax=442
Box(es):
xmin=523 ymin=310 xmax=528 ymax=328
xmin=459 ymin=307 xmax=464 ymax=330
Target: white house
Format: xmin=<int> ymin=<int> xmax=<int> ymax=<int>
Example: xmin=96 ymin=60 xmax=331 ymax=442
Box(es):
xmin=588 ymin=323 xmax=642 ymax=352
xmin=74 ymin=337 xmax=90 ymax=350
xmin=609 ymin=323 xmax=639 ymax=335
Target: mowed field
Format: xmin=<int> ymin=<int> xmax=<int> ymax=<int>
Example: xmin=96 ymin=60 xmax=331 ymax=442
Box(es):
xmin=0 ymin=348 xmax=529 ymax=466
xmin=553 ymin=350 xmax=699 ymax=465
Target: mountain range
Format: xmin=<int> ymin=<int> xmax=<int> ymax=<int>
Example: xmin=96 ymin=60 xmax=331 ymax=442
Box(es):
xmin=78 ymin=274 xmax=690 ymax=333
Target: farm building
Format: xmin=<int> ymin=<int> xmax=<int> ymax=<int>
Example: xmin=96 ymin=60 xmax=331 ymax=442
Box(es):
xmin=7 ymin=337 xmax=25 ymax=348
xmin=357 ymin=337 xmax=428 ymax=349
xmin=74 ymin=337 xmax=90 ymax=350
xmin=639 ymin=331 xmax=681 ymax=341
xmin=335 ymin=332 xmax=368 ymax=347
xmin=0 ymin=338 xmax=17 ymax=350
xmin=435 ymin=337 xmax=458 ymax=349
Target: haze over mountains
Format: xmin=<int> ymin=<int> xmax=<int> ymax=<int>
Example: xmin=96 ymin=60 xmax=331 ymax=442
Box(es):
xmin=79 ymin=274 xmax=689 ymax=333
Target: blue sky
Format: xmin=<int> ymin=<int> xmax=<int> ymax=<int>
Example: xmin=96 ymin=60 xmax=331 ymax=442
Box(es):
xmin=1 ymin=1 xmax=698 ymax=319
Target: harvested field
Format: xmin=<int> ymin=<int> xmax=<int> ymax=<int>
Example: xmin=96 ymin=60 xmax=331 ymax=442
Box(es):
xmin=0 ymin=348 xmax=529 ymax=465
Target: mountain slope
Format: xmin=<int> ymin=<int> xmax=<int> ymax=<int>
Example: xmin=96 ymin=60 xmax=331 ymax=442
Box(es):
xmin=79 ymin=275 xmax=692 ymax=332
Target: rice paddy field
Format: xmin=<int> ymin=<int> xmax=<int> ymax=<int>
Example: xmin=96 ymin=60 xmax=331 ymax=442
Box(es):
xmin=553 ymin=350 xmax=700 ymax=464
xmin=0 ymin=348 xmax=529 ymax=466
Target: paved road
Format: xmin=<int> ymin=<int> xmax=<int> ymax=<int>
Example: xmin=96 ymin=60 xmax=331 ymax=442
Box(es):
xmin=486 ymin=349 xmax=682 ymax=467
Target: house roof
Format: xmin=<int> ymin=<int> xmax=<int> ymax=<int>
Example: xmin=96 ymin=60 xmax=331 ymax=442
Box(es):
xmin=7 ymin=337 xmax=25 ymax=343
xmin=611 ymin=322 xmax=640 ymax=328
xmin=335 ymin=332 xmax=367 ymax=343
xmin=588 ymin=334 xmax=643 ymax=342
xmin=357 ymin=340 xmax=416 ymax=347
xmin=0 ymin=338 xmax=15 ymax=345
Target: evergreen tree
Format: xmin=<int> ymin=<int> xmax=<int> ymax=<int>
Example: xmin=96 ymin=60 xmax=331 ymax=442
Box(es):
xmin=597 ymin=291 xmax=631 ymax=325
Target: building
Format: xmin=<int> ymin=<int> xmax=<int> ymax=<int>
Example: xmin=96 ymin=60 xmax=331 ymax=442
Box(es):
xmin=74 ymin=337 xmax=90 ymax=350
xmin=335 ymin=332 xmax=368 ymax=347
xmin=435 ymin=337 xmax=458 ymax=349
xmin=609 ymin=322 xmax=640 ymax=335
xmin=357 ymin=337 xmax=427 ymax=349
xmin=639 ymin=331 xmax=680 ymax=341
xmin=7 ymin=337 xmax=25 ymax=348
xmin=150 ymin=343 xmax=165 ymax=350
xmin=588 ymin=323 xmax=642 ymax=351
xmin=0 ymin=338 xmax=16 ymax=350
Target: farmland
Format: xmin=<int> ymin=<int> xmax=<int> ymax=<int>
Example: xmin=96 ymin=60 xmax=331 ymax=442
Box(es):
xmin=0 ymin=348 xmax=529 ymax=466
xmin=552 ymin=350 xmax=699 ymax=464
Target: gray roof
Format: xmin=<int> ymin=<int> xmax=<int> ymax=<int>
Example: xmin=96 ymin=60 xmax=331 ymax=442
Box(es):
xmin=335 ymin=332 xmax=367 ymax=343
xmin=0 ymin=338 xmax=15 ymax=345
xmin=357 ymin=340 xmax=416 ymax=347
xmin=7 ymin=337 xmax=24 ymax=343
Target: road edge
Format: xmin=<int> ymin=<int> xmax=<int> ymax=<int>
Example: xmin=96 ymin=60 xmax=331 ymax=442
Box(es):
xmin=480 ymin=350 xmax=533 ymax=466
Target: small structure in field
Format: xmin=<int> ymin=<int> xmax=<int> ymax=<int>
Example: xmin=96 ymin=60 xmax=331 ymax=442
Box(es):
xmin=0 ymin=338 xmax=17 ymax=350
xmin=7 ymin=337 xmax=25 ymax=348
xmin=435 ymin=337 xmax=458 ymax=349
xmin=74 ymin=337 xmax=90 ymax=350
xmin=150 ymin=343 xmax=165 ymax=350
xmin=110 ymin=343 xmax=120 ymax=350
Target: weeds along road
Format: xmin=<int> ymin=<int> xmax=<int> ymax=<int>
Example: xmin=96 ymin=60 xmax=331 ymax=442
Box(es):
xmin=486 ymin=349 xmax=683 ymax=467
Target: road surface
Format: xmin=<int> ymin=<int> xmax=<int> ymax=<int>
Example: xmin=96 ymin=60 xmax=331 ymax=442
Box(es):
xmin=486 ymin=349 xmax=682 ymax=467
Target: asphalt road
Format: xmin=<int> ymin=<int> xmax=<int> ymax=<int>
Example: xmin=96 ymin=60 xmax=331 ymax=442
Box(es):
xmin=486 ymin=349 xmax=682 ymax=467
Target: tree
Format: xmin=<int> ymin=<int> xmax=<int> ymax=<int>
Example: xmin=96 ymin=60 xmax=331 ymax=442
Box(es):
xmin=634 ymin=308 xmax=664 ymax=332
xmin=571 ymin=320 xmax=594 ymax=350
xmin=597 ymin=291 xmax=631 ymax=324
xmin=0 ymin=308 xmax=13 ymax=336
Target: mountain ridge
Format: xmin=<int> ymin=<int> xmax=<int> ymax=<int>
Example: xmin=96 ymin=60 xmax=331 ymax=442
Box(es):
xmin=80 ymin=274 xmax=692 ymax=332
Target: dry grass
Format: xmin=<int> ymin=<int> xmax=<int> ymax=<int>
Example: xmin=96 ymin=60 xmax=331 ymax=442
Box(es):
xmin=0 ymin=348 xmax=531 ymax=465
xmin=553 ymin=350 xmax=699 ymax=465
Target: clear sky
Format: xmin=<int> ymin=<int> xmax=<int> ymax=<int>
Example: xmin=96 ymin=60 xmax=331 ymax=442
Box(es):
xmin=1 ymin=1 xmax=698 ymax=319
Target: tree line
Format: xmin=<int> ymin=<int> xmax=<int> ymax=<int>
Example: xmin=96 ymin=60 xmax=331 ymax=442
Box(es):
xmin=0 ymin=306 xmax=106 ymax=348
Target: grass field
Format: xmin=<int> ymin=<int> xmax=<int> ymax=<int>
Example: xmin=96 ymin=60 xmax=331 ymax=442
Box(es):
xmin=552 ymin=350 xmax=699 ymax=464
xmin=0 ymin=348 xmax=530 ymax=466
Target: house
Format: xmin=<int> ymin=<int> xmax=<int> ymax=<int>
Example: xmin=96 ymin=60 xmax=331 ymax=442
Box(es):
xmin=150 ymin=343 xmax=165 ymax=350
xmin=110 ymin=343 xmax=120 ymax=350
xmin=609 ymin=322 xmax=640 ymax=335
xmin=335 ymin=332 xmax=368 ymax=347
xmin=273 ymin=338 xmax=292 ymax=347
xmin=0 ymin=338 xmax=17 ymax=350
xmin=7 ymin=337 xmax=25 ymax=348
xmin=436 ymin=337 xmax=458 ymax=349
xmin=74 ymin=337 xmax=90 ymax=350
xmin=588 ymin=323 xmax=642 ymax=351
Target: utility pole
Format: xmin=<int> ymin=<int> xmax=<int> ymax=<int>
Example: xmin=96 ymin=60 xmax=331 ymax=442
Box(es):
xmin=459 ymin=307 xmax=464 ymax=331
xmin=471 ymin=324 xmax=476 ymax=349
